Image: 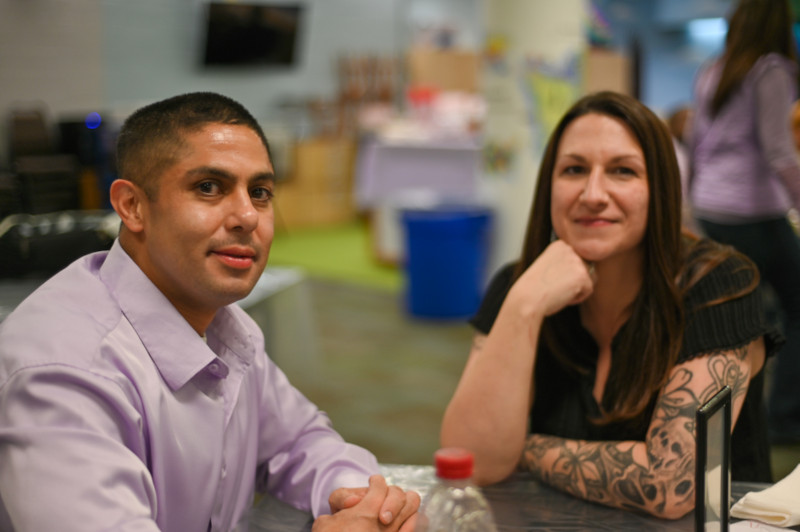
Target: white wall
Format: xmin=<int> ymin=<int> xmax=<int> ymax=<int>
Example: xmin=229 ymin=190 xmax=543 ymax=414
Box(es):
xmin=101 ymin=0 xmax=405 ymax=125
xmin=0 ymin=0 xmax=483 ymax=164
xmin=0 ymin=0 xmax=104 ymax=163
xmin=0 ymin=0 xmax=592 ymax=279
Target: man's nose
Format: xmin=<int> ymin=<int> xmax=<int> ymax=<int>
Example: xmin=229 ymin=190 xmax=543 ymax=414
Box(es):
xmin=227 ymin=189 xmax=258 ymax=232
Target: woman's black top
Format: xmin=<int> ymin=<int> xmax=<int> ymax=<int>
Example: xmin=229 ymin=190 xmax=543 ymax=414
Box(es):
xmin=470 ymin=249 xmax=783 ymax=482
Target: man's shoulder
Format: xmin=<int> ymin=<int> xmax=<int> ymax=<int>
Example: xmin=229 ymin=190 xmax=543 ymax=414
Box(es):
xmin=0 ymin=255 xmax=124 ymax=379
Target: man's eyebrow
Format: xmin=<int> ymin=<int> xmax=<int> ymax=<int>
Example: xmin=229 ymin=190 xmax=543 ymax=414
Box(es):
xmin=250 ymin=172 xmax=275 ymax=184
xmin=185 ymin=166 xmax=275 ymax=182
xmin=186 ymin=166 xmax=234 ymax=181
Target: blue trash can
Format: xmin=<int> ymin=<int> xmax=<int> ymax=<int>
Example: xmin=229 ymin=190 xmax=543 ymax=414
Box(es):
xmin=401 ymin=204 xmax=492 ymax=319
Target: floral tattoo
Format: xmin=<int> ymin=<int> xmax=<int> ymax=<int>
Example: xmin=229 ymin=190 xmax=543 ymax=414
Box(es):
xmin=520 ymin=344 xmax=751 ymax=517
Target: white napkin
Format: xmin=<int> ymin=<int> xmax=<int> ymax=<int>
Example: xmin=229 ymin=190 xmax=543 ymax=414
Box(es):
xmin=731 ymin=464 xmax=800 ymax=527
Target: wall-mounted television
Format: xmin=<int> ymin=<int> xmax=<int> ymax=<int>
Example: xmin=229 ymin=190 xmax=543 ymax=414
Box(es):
xmin=202 ymin=3 xmax=304 ymax=67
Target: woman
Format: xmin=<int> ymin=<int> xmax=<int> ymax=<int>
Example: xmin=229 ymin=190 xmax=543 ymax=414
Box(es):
xmin=441 ymin=91 xmax=781 ymax=519
xmin=688 ymin=0 xmax=800 ymax=444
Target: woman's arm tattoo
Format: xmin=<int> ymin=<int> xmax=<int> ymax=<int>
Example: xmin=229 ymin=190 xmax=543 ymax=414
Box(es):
xmin=520 ymin=344 xmax=751 ymax=516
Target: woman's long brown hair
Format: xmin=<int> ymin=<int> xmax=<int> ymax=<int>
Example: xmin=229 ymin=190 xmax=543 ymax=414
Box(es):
xmin=710 ymin=0 xmax=797 ymax=116
xmin=515 ymin=91 xmax=684 ymax=423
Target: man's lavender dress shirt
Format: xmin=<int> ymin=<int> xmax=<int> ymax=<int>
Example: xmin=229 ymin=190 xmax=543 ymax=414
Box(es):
xmin=0 ymin=240 xmax=379 ymax=531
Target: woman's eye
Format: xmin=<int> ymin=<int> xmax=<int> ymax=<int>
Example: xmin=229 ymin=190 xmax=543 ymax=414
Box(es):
xmin=563 ymin=165 xmax=585 ymax=175
xmin=612 ymin=166 xmax=637 ymax=176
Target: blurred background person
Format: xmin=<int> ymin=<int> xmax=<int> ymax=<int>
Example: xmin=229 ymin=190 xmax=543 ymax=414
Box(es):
xmin=688 ymin=0 xmax=800 ymax=445
xmin=792 ymin=99 xmax=800 ymax=152
xmin=666 ymin=105 xmax=697 ymax=232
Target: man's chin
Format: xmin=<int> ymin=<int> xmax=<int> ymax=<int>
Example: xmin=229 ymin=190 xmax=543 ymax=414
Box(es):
xmin=214 ymin=278 xmax=262 ymax=306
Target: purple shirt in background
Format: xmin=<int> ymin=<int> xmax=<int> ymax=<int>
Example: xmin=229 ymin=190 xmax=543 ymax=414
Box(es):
xmin=0 ymin=240 xmax=379 ymax=532
xmin=690 ymin=53 xmax=800 ymax=222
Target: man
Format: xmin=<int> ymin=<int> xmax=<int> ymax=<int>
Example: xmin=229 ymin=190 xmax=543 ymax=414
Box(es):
xmin=0 ymin=92 xmax=419 ymax=531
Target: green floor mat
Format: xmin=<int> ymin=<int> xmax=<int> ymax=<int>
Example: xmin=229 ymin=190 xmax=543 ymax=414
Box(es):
xmin=267 ymin=221 xmax=402 ymax=292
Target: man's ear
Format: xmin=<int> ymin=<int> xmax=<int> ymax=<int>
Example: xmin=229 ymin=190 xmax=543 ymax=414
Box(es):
xmin=109 ymin=179 xmax=146 ymax=233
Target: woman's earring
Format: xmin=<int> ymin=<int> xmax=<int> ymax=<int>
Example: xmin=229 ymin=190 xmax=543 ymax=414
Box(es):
xmin=550 ymin=229 xmax=558 ymax=242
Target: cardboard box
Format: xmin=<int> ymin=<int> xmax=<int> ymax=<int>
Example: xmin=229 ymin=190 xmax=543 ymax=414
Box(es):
xmin=584 ymin=48 xmax=632 ymax=96
xmin=407 ymin=48 xmax=480 ymax=93
xmin=274 ymin=138 xmax=357 ymax=230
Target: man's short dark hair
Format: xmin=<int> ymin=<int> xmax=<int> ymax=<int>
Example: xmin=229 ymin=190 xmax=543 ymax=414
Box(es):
xmin=115 ymin=92 xmax=272 ymax=199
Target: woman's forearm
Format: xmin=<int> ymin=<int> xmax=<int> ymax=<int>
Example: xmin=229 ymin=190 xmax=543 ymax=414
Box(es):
xmin=518 ymin=345 xmax=758 ymax=520
xmin=520 ymin=434 xmax=694 ymax=520
xmin=443 ymin=244 xmax=596 ymax=485
xmin=440 ymin=305 xmax=545 ymax=485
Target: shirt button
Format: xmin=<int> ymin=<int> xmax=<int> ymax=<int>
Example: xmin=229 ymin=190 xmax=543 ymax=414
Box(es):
xmin=208 ymin=362 xmax=220 ymax=374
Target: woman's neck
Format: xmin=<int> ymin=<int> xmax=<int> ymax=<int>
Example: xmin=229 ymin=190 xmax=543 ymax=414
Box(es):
xmin=579 ymin=253 xmax=644 ymax=348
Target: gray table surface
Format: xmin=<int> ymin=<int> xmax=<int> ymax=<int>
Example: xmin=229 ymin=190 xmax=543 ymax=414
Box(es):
xmin=248 ymin=464 xmax=797 ymax=531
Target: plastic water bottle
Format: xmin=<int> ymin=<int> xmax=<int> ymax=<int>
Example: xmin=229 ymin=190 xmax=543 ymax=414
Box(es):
xmin=414 ymin=448 xmax=498 ymax=532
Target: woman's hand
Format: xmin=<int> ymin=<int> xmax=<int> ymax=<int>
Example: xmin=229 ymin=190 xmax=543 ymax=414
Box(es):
xmin=508 ymin=240 xmax=596 ymax=320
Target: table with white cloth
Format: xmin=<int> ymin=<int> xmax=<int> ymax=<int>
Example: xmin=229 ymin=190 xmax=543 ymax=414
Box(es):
xmin=354 ymin=136 xmax=481 ymax=210
xmin=353 ymin=135 xmax=483 ymax=264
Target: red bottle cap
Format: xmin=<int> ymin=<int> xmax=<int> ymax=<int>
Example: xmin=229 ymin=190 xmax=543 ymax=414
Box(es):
xmin=434 ymin=448 xmax=474 ymax=479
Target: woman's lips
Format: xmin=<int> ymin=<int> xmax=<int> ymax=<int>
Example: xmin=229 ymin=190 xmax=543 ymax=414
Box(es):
xmin=576 ymin=217 xmax=614 ymax=227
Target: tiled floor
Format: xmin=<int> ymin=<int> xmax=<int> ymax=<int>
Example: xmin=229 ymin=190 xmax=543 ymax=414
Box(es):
xmin=269 ymin=276 xmax=800 ymax=480
xmin=271 ymin=278 xmax=472 ymax=466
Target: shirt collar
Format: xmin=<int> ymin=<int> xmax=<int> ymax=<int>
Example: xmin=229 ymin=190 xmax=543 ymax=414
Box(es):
xmin=98 ymin=240 xmax=254 ymax=391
